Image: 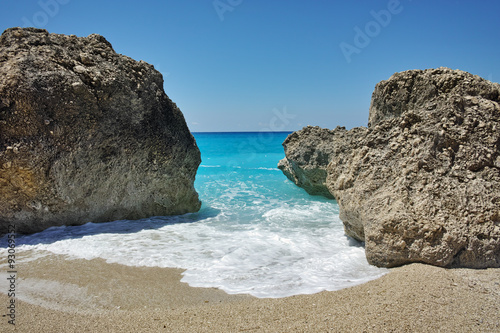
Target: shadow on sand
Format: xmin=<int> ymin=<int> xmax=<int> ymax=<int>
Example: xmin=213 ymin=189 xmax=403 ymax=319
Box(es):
xmin=1 ymin=206 xmax=221 ymax=247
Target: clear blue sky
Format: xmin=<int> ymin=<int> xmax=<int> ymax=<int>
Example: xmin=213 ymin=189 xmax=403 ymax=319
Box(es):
xmin=1 ymin=0 xmax=499 ymax=132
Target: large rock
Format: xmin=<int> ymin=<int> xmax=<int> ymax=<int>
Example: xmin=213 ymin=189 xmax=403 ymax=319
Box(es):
xmin=0 ymin=27 xmax=201 ymax=235
xmin=279 ymin=68 xmax=500 ymax=268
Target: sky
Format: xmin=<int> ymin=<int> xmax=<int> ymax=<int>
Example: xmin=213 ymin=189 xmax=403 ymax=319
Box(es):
xmin=1 ymin=0 xmax=499 ymax=132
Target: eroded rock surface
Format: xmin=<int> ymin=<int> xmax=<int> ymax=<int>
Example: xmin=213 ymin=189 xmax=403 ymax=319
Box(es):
xmin=0 ymin=28 xmax=201 ymax=235
xmin=279 ymin=68 xmax=500 ymax=268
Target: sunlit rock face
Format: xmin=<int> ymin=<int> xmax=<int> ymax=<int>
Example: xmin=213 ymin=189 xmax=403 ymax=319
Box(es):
xmin=280 ymin=68 xmax=500 ymax=268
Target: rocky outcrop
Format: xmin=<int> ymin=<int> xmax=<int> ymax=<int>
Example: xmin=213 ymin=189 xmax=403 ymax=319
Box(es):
xmin=279 ymin=68 xmax=500 ymax=268
xmin=0 ymin=27 xmax=201 ymax=235
xmin=277 ymin=127 xmax=337 ymax=199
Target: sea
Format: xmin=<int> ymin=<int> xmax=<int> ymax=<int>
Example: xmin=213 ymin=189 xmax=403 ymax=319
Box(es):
xmin=4 ymin=131 xmax=387 ymax=298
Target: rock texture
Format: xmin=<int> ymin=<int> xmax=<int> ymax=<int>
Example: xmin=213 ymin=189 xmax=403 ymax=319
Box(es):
xmin=279 ymin=68 xmax=500 ymax=268
xmin=0 ymin=27 xmax=201 ymax=235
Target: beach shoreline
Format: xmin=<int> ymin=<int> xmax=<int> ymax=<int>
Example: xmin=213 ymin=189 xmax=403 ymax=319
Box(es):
xmin=1 ymin=253 xmax=499 ymax=332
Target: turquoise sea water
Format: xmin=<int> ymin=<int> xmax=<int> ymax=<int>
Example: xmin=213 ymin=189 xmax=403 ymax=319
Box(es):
xmin=6 ymin=132 xmax=386 ymax=298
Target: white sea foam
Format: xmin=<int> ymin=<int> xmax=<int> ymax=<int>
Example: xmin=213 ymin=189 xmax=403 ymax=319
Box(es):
xmin=254 ymin=167 xmax=279 ymax=171
xmin=14 ymin=199 xmax=386 ymax=298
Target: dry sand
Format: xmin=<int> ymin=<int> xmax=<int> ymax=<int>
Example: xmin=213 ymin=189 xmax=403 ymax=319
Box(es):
xmin=1 ymin=252 xmax=499 ymax=332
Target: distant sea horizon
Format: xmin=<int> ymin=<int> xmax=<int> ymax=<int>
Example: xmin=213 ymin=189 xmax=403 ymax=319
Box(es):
xmin=191 ymin=130 xmax=295 ymax=134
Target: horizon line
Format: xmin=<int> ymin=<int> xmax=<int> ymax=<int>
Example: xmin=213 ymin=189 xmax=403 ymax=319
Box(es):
xmin=191 ymin=130 xmax=294 ymax=134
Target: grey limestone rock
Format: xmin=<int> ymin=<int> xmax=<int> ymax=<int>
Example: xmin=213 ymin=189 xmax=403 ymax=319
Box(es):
xmin=279 ymin=68 xmax=500 ymax=268
xmin=0 ymin=27 xmax=201 ymax=235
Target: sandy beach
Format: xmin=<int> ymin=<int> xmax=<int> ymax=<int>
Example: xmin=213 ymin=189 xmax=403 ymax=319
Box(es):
xmin=0 ymin=253 xmax=498 ymax=332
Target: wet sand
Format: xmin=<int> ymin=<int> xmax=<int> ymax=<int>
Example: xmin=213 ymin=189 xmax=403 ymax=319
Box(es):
xmin=1 ymin=253 xmax=499 ymax=332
